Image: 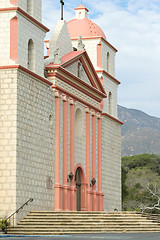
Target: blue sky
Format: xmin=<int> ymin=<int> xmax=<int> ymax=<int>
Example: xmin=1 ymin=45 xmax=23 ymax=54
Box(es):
xmin=42 ymin=0 xmax=160 ymax=117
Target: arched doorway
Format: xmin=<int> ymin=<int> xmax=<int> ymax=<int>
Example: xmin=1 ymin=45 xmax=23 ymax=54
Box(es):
xmin=74 ymin=165 xmax=87 ymax=211
xmin=75 ymin=168 xmax=81 ymax=211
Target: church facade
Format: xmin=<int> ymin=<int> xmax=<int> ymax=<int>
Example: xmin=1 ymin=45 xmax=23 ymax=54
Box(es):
xmin=0 ymin=0 xmax=122 ymax=221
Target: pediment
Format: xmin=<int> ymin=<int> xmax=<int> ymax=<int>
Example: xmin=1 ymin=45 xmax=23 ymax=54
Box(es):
xmin=45 ymin=50 xmax=107 ymax=102
xmin=60 ymin=51 xmax=106 ymax=95
xmin=64 ymin=59 xmax=91 ymax=86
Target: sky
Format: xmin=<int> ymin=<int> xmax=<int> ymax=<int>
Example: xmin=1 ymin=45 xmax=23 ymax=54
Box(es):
xmin=42 ymin=0 xmax=160 ymax=118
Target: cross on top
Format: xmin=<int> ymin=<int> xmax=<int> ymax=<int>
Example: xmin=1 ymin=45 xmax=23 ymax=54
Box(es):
xmin=60 ymin=0 xmax=64 ymax=20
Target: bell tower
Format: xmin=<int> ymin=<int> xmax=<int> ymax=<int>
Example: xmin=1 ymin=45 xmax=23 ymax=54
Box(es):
xmin=0 ymin=0 xmax=50 ymax=220
xmin=0 ymin=0 xmax=49 ymax=76
xmin=75 ymin=4 xmax=89 ymax=19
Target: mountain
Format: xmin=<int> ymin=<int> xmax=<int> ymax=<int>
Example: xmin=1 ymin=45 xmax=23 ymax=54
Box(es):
xmin=118 ymin=105 xmax=160 ymax=157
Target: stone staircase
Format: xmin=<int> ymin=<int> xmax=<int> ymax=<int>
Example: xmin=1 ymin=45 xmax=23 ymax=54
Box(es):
xmin=8 ymin=211 xmax=160 ymax=235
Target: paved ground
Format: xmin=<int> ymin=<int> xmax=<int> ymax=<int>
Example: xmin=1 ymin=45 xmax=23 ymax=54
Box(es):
xmin=0 ymin=233 xmax=160 ymax=240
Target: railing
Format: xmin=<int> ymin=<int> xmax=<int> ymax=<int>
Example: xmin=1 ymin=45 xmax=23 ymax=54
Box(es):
xmin=4 ymin=198 xmax=33 ymax=234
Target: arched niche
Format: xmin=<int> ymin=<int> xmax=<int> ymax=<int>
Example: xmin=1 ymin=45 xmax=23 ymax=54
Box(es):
xmin=27 ymin=0 xmax=33 ymax=16
xmin=28 ymin=39 xmax=35 ymax=71
xmin=10 ymin=16 xmax=18 ymax=61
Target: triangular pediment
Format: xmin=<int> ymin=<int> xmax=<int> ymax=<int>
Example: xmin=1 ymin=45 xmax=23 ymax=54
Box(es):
xmin=45 ymin=50 xmax=107 ymax=102
xmin=64 ymin=59 xmax=91 ymax=86
xmin=60 ymin=51 xmax=106 ymax=95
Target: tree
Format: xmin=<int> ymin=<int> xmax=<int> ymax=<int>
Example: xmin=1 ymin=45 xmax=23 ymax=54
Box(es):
xmin=122 ymin=153 xmax=160 ymax=212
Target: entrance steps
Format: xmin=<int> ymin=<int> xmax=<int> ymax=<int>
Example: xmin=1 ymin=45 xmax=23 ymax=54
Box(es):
xmin=8 ymin=211 xmax=160 ymax=235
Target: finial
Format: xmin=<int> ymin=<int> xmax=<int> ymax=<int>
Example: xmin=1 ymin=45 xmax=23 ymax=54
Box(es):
xmin=53 ymin=48 xmax=62 ymax=64
xmin=77 ymin=36 xmax=85 ymax=51
xmin=60 ymin=0 xmax=64 ymax=20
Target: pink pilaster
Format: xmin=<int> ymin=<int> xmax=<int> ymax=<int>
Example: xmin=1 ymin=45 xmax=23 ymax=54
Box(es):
xmin=91 ymin=110 xmax=97 ymax=211
xmin=54 ymin=91 xmax=61 ymax=211
xmin=97 ymin=114 xmax=104 ymax=211
xmin=10 ymin=0 xmax=17 ymax=5
xmin=10 ymin=16 xmax=18 ymax=61
xmin=62 ymin=95 xmax=68 ymax=210
xmin=97 ymin=41 xmax=102 ymax=68
xmin=85 ymin=107 xmax=91 ymax=211
xmin=69 ymin=99 xmax=76 ymax=211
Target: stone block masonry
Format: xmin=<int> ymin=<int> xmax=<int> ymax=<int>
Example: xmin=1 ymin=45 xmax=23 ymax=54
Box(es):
xmin=0 ymin=68 xmax=17 ymax=218
xmin=16 ymin=70 xmax=55 ymax=222
xmin=0 ymin=68 xmax=55 ymax=222
xmin=102 ymin=115 xmax=122 ymax=211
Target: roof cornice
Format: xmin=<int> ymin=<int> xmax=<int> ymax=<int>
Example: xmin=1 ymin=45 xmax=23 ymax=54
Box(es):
xmin=102 ymin=113 xmax=123 ymax=125
xmin=0 ymin=7 xmax=49 ymax=32
xmin=96 ymin=70 xmax=121 ymax=85
xmin=71 ymin=36 xmax=118 ymax=52
xmin=46 ymin=66 xmax=106 ymax=102
xmin=0 ymin=65 xmax=52 ymax=86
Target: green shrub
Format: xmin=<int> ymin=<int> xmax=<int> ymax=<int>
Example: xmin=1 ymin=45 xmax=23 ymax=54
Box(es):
xmin=0 ymin=220 xmax=9 ymax=233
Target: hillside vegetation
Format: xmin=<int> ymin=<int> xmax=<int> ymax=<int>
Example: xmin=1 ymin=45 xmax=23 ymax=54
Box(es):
xmin=122 ymin=153 xmax=160 ymax=212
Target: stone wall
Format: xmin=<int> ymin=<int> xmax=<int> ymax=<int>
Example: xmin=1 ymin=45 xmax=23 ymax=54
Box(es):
xmin=97 ymin=72 xmax=118 ymax=118
xmin=0 ymin=11 xmax=45 ymax=76
xmin=65 ymin=60 xmax=91 ymax=85
xmin=101 ymin=40 xmax=116 ymax=77
xmin=102 ymin=115 xmax=121 ymax=211
xmin=18 ymin=0 xmax=42 ymax=22
xmin=16 ymin=69 xmax=55 ymax=221
xmin=0 ymin=0 xmax=12 ymax=8
xmin=0 ymin=68 xmax=55 ymax=221
xmin=17 ymin=13 xmax=45 ymax=76
xmin=0 ymin=68 xmax=17 ymax=218
xmin=0 ymin=11 xmax=16 ymax=66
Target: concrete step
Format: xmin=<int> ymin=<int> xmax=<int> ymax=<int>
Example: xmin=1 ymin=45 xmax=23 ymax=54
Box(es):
xmin=23 ymin=216 xmax=149 ymax=220
xmin=9 ymin=226 xmax=160 ymax=230
xmin=27 ymin=213 xmax=144 ymax=218
xmin=7 ymin=211 xmax=160 ymax=235
xmin=17 ymin=221 xmax=159 ymax=225
xmin=8 ymin=229 xmax=160 ymax=235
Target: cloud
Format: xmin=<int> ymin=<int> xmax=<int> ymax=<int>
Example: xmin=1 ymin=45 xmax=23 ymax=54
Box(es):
xmin=42 ymin=0 xmax=160 ymax=117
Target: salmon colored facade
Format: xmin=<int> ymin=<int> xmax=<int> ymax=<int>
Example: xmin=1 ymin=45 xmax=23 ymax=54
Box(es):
xmin=0 ymin=1 xmax=122 ymax=222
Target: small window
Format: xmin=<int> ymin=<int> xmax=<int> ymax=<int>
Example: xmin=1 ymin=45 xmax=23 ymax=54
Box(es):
xmin=27 ymin=0 xmax=33 ymax=15
xmin=28 ymin=39 xmax=35 ymax=71
xmin=109 ymin=92 xmax=113 ymax=115
xmin=107 ymin=52 xmax=110 ymax=73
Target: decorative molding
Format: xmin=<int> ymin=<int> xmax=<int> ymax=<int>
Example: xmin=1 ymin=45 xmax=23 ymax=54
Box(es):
xmin=0 ymin=7 xmax=49 ymax=32
xmin=91 ymin=110 xmax=96 ymax=116
xmin=54 ymin=90 xmax=60 ymax=98
xmin=71 ymin=36 xmax=118 ymax=52
xmin=97 ymin=113 xmax=102 ymax=119
xmin=54 ymin=77 xmax=100 ymax=109
xmin=85 ymin=107 xmax=90 ymax=113
xmin=102 ymin=112 xmax=123 ymax=125
xmin=62 ymin=94 xmax=67 ymax=102
xmin=0 ymin=65 xmax=52 ymax=86
xmin=52 ymin=72 xmax=104 ymax=103
xmin=47 ymin=51 xmax=106 ymax=95
xmin=96 ymin=70 xmax=121 ymax=85
xmin=52 ymin=85 xmax=102 ymax=113
xmin=68 ymin=98 xmax=75 ymax=105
